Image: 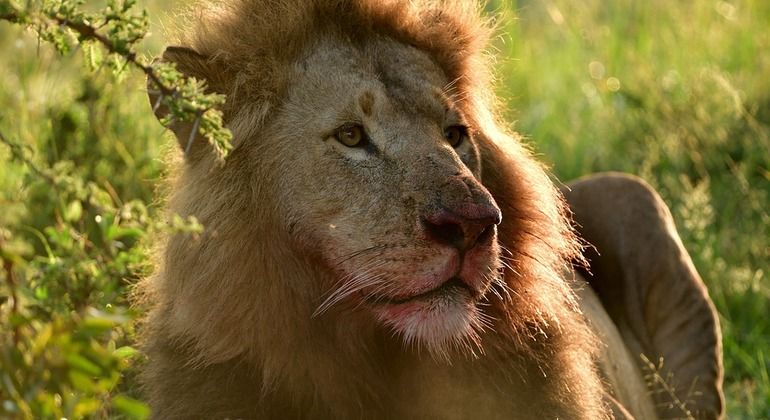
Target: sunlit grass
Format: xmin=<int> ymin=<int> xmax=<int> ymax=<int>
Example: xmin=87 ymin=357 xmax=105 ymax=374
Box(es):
xmin=492 ymin=0 xmax=770 ymax=417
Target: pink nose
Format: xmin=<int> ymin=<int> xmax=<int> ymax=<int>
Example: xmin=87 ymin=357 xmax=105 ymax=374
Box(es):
xmin=422 ymin=203 xmax=502 ymax=252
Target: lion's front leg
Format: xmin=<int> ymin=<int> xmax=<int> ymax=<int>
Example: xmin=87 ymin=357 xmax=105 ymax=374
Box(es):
xmin=563 ymin=172 xmax=724 ymax=419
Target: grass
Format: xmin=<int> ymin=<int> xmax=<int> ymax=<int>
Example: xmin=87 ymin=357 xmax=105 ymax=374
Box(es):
xmin=1 ymin=0 xmax=768 ymax=418
xmin=492 ymin=0 xmax=770 ymax=417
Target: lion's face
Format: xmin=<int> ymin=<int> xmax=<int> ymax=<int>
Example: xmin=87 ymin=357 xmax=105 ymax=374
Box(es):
xmin=249 ymin=38 xmax=502 ymax=355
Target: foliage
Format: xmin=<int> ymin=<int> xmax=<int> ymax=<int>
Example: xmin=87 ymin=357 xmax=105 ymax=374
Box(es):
xmin=0 ymin=0 xmax=211 ymax=418
xmin=1 ymin=0 xmax=232 ymax=161
xmin=0 ymin=127 xmax=201 ymax=418
xmin=0 ymin=0 xmax=768 ymax=418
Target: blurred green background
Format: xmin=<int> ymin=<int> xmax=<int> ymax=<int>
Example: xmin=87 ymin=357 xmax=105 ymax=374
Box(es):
xmin=1 ymin=0 xmax=768 ymax=418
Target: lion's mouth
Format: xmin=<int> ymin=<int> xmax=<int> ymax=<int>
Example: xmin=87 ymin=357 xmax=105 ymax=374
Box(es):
xmin=368 ymin=273 xmax=485 ymax=357
xmin=369 ymin=276 xmax=474 ymax=305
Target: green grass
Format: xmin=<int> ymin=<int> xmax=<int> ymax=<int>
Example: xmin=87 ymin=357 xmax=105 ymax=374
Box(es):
xmin=1 ymin=0 xmax=768 ymax=418
xmin=492 ymin=0 xmax=770 ymax=417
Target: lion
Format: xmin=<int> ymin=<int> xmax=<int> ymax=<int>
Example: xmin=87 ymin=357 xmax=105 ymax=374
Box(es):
xmin=138 ymin=1 xmax=724 ymax=418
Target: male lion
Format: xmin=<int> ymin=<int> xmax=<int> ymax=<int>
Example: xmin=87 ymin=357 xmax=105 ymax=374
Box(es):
xmin=139 ymin=1 xmax=724 ymax=418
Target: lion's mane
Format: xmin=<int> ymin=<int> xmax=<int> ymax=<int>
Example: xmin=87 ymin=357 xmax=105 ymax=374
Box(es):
xmin=138 ymin=1 xmax=604 ymax=417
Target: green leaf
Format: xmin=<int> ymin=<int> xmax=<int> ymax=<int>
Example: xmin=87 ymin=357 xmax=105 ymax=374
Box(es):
xmin=80 ymin=316 xmax=117 ymax=334
xmin=106 ymin=225 xmax=144 ymax=241
xmin=31 ymin=323 xmax=53 ymax=354
xmin=113 ymin=346 xmax=139 ymax=360
xmin=64 ymin=200 xmax=83 ymax=222
xmin=66 ymin=353 xmax=102 ymax=376
xmin=83 ymin=41 xmax=104 ymax=71
xmin=68 ymin=370 xmax=96 ymax=392
xmin=74 ymin=397 xmax=101 ymax=417
xmin=34 ymin=286 xmax=49 ymax=300
xmin=112 ymin=395 xmax=150 ymax=420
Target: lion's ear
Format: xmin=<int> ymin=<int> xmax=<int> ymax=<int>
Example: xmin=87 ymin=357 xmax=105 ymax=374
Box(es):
xmin=148 ymin=46 xmax=221 ymax=158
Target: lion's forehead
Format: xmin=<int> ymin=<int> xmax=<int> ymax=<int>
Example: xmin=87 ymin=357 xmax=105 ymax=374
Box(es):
xmin=289 ymin=36 xmax=452 ymax=124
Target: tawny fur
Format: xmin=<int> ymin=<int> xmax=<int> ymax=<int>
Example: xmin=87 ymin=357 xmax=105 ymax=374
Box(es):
xmin=137 ymin=1 xmax=721 ymax=419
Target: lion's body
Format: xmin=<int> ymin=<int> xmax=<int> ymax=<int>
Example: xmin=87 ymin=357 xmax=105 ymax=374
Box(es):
xmin=139 ymin=1 xmax=723 ymax=418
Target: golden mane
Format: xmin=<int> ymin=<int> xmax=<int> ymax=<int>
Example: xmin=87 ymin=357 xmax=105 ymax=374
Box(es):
xmin=168 ymin=0 xmax=494 ymax=139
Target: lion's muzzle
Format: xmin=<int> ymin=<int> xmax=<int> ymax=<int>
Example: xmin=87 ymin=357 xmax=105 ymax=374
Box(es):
xmin=420 ymin=175 xmax=501 ymax=254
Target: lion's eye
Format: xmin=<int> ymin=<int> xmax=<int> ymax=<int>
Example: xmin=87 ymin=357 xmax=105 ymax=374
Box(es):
xmin=334 ymin=124 xmax=367 ymax=147
xmin=444 ymin=125 xmax=467 ymax=148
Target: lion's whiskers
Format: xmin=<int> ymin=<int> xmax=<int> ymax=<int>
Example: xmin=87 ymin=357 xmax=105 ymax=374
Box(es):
xmin=314 ymin=258 xmax=387 ymax=316
xmin=313 ymin=245 xmax=392 ymax=316
xmin=330 ymin=244 xmax=389 ymax=268
xmin=318 ymin=244 xmax=508 ymax=361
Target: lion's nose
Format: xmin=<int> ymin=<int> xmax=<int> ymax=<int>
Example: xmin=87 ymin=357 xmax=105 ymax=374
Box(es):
xmin=422 ymin=203 xmax=502 ymax=252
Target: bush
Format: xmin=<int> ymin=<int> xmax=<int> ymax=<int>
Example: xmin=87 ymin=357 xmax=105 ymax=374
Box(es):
xmin=1 ymin=1 xmax=221 ymax=417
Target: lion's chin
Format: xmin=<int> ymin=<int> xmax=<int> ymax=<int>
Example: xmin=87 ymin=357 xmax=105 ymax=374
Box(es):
xmin=370 ymin=281 xmax=485 ymax=359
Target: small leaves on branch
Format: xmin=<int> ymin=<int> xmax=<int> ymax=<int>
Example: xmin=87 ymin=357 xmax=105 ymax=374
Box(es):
xmin=0 ymin=1 xmax=227 ymax=417
xmin=0 ymin=0 xmax=233 ymax=160
xmin=0 ymin=126 xmax=204 ymax=418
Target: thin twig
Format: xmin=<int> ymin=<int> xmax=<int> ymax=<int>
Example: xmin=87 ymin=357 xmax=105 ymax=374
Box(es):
xmin=0 ymin=9 xmax=215 ymax=117
xmin=0 ymin=239 xmax=20 ymax=345
xmin=49 ymin=15 xmax=175 ymax=96
xmin=640 ymin=354 xmax=695 ymax=419
xmin=0 ymin=130 xmax=56 ymax=184
xmin=0 ymin=13 xmax=21 ymax=22
xmin=1 ymin=8 xmax=231 ymax=159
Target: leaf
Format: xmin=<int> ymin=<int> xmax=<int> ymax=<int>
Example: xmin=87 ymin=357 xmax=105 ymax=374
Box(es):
xmin=83 ymin=41 xmax=103 ymax=71
xmin=74 ymin=397 xmax=101 ymax=417
xmin=64 ymin=200 xmax=83 ymax=222
xmin=112 ymin=395 xmax=150 ymax=420
xmin=68 ymin=370 xmax=96 ymax=392
xmin=113 ymin=346 xmax=138 ymax=360
xmin=106 ymin=225 xmax=144 ymax=241
xmin=66 ymin=353 xmax=102 ymax=376
xmin=34 ymin=286 xmax=49 ymax=300
xmin=31 ymin=323 xmax=53 ymax=355
xmin=110 ymin=54 xmax=129 ymax=82
xmin=80 ymin=316 xmax=117 ymax=334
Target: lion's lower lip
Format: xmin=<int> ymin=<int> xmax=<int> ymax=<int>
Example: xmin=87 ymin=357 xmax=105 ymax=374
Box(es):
xmin=371 ymin=276 xmax=472 ymax=305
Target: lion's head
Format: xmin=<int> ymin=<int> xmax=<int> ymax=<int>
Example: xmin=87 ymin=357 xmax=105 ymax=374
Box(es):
xmin=270 ymin=35 xmax=509 ymax=354
xmin=142 ymin=1 xmax=590 ymax=414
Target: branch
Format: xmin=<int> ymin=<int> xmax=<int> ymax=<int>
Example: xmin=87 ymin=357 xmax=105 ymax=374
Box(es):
xmin=0 ymin=130 xmax=56 ymax=184
xmin=0 ymin=8 xmax=173 ymax=97
xmin=0 ymin=238 xmax=20 ymax=346
xmin=0 ymin=5 xmax=233 ymax=160
xmin=0 ymin=13 xmax=19 ymax=22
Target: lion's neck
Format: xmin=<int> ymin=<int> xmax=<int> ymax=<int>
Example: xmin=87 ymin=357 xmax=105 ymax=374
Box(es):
xmin=153 ymin=218 xmax=603 ymax=418
xmin=255 ymin=320 xmax=601 ymax=419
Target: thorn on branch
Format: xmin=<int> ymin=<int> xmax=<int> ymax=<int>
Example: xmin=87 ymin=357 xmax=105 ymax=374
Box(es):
xmin=151 ymin=92 xmax=164 ymax=113
xmin=185 ymin=112 xmax=203 ymax=155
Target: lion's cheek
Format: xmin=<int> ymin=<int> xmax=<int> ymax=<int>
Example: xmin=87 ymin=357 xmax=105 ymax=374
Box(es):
xmin=283 ymin=210 xmax=366 ymax=258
